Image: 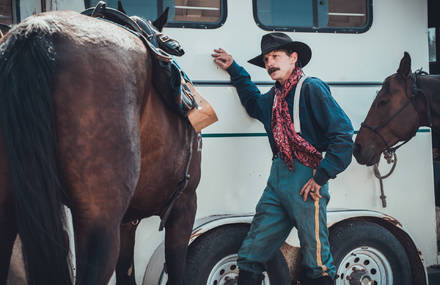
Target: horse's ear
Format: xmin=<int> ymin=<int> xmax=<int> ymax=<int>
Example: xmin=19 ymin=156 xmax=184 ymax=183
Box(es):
xmin=153 ymin=7 xmax=169 ymax=32
xmin=397 ymin=51 xmax=411 ymax=78
xmin=117 ymin=0 xmax=127 ymax=14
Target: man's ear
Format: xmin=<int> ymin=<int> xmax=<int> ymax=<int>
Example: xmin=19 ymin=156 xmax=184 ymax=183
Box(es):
xmin=290 ymin=52 xmax=298 ymax=65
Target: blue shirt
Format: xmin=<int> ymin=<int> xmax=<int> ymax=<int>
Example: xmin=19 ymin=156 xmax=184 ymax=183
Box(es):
xmin=227 ymin=61 xmax=354 ymax=186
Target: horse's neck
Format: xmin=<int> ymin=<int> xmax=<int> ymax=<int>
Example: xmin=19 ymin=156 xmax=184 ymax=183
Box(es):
xmin=417 ymin=75 xmax=440 ymax=130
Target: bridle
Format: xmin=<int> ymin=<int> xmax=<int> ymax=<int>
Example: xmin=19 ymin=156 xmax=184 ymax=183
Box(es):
xmin=360 ymin=71 xmax=430 ymax=158
xmin=360 ymin=71 xmax=430 ymax=208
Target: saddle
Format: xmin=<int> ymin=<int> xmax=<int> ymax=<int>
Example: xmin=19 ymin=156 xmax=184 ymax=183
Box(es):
xmin=82 ymin=1 xmax=217 ymax=132
xmin=81 ymin=1 xmax=173 ymax=62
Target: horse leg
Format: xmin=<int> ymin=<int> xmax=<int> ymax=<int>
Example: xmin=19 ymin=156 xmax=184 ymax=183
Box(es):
xmin=116 ymin=221 xmax=139 ymax=285
xmin=72 ymin=210 xmax=125 ymax=285
xmin=58 ymin=106 xmax=141 ymax=285
xmin=164 ymin=191 xmax=197 ymax=285
xmin=64 ymin=131 xmax=140 ymax=285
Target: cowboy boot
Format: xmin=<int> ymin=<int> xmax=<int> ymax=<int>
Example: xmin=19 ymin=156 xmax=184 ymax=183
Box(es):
xmin=237 ymin=270 xmax=264 ymax=285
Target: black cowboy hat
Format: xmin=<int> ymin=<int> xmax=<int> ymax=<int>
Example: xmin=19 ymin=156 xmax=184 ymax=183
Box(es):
xmin=248 ymin=33 xmax=312 ymax=68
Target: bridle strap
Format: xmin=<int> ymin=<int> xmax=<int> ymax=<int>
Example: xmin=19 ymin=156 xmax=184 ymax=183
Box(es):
xmin=361 ymin=72 xmax=429 ymax=209
xmin=360 ymin=122 xmax=390 ymax=149
xmin=159 ymin=126 xmax=195 ymax=231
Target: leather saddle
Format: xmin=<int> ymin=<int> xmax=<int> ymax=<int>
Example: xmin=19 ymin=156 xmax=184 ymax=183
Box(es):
xmin=81 ymin=1 xmax=183 ymax=61
xmin=82 ymin=1 xmax=217 ymax=131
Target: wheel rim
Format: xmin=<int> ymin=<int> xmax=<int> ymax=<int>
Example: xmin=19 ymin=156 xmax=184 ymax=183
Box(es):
xmin=207 ymin=254 xmax=270 ymax=285
xmin=335 ymin=246 xmax=393 ymax=285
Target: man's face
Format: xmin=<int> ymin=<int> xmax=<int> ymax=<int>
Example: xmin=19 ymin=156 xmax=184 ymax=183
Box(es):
xmin=263 ymin=50 xmax=298 ymax=84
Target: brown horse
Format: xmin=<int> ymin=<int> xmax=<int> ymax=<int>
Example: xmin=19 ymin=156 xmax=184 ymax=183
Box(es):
xmin=0 ymin=10 xmax=200 ymax=285
xmin=353 ymin=52 xmax=440 ymax=165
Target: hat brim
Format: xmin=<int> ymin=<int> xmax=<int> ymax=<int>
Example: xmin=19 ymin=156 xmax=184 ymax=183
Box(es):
xmin=248 ymin=41 xmax=312 ymax=68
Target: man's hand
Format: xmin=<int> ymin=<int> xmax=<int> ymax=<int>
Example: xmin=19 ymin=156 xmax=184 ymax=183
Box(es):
xmin=300 ymin=178 xmax=322 ymax=201
xmin=212 ymin=48 xmax=233 ymax=70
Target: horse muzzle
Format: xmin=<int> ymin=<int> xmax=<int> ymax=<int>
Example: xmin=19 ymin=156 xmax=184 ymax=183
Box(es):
xmin=353 ymin=142 xmax=381 ymax=166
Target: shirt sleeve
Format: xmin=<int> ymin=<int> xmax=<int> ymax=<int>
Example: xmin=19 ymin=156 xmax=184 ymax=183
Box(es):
xmin=303 ymin=78 xmax=354 ymax=186
xmin=226 ymin=61 xmax=267 ymax=120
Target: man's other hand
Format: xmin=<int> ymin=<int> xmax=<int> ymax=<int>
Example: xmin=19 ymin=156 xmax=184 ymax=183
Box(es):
xmin=212 ymin=48 xmax=233 ymax=70
xmin=300 ymin=178 xmax=322 ymax=201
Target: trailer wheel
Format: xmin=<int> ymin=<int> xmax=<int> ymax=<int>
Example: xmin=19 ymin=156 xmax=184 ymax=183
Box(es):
xmin=184 ymin=225 xmax=290 ymax=285
xmin=330 ymin=221 xmax=412 ymax=285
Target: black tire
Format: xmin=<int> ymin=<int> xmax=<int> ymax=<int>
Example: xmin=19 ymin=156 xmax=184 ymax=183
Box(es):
xmin=330 ymin=221 xmax=412 ymax=285
xmin=185 ymin=224 xmax=291 ymax=285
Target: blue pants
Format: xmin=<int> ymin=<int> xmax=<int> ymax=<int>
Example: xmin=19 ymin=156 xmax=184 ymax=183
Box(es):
xmin=237 ymin=157 xmax=336 ymax=279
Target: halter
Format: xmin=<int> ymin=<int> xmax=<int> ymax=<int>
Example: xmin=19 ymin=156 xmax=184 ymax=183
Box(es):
xmin=360 ymin=71 xmax=430 ymax=208
xmin=360 ymin=71 xmax=430 ymax=158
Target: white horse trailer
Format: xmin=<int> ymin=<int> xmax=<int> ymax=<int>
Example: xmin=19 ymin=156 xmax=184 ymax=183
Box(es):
xmin=3 ymin=0 xmax=440 ymax=284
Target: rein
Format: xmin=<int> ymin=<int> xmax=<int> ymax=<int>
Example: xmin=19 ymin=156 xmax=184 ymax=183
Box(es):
xmin=373 ymin=151 xmax=397 ymax=207
xmin=360 ymin=71 xmax=430 ymax=207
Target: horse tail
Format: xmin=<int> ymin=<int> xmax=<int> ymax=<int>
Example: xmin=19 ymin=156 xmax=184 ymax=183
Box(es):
xmin=0 ymin=25 xmax=72 ymax=284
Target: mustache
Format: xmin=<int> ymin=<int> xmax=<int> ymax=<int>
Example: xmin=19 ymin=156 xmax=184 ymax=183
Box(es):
xmin=268 ymin=67 xmax=280 ymax=75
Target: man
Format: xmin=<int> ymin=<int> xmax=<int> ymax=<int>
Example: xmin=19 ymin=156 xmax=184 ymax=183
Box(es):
xmin=212 ymin=33 xmax=353 ymax=285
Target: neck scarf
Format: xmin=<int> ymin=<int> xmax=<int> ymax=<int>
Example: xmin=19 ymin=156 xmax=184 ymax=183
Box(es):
xmin=271 ymin=67 xmax=322 ymax=171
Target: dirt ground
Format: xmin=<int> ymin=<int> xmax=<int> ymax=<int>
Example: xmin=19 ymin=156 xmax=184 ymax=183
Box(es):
xmin=7 ymin=237 xmax=26 ymax=285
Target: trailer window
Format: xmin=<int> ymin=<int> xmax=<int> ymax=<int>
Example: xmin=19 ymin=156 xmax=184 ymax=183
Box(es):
xmin=253 ymin=0 xmax=372 ymax=33
xmin=84 ymin=0 xmax=226 ymax=29
xmin=0 ymin=0 xmax=13 ymax=25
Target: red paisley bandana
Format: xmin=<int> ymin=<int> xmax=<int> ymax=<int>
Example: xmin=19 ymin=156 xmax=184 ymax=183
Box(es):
xmin=271 ymin=67 xmax=322 ymax=171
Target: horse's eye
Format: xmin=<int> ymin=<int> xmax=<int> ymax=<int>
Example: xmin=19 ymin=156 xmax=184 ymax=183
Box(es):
xmin=377 ymin=98 xmax=389 ymax=107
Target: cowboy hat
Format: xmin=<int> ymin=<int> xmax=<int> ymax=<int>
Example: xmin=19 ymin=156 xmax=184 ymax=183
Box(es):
xmin=248 ymin=32 xmax=312 ymax=68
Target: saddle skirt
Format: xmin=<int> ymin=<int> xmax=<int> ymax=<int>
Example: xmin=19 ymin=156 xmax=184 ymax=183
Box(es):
xmin=178 ymin=66 xmax=218 ymax=132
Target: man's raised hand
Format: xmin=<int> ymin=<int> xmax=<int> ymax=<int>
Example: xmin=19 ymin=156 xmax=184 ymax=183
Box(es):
xmin=212 ymin=48 xmax=233 ymax=70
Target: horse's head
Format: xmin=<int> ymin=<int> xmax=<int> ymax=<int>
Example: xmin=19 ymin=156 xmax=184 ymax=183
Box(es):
xmin=353 ymin=52 xmax=420 ymax=165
